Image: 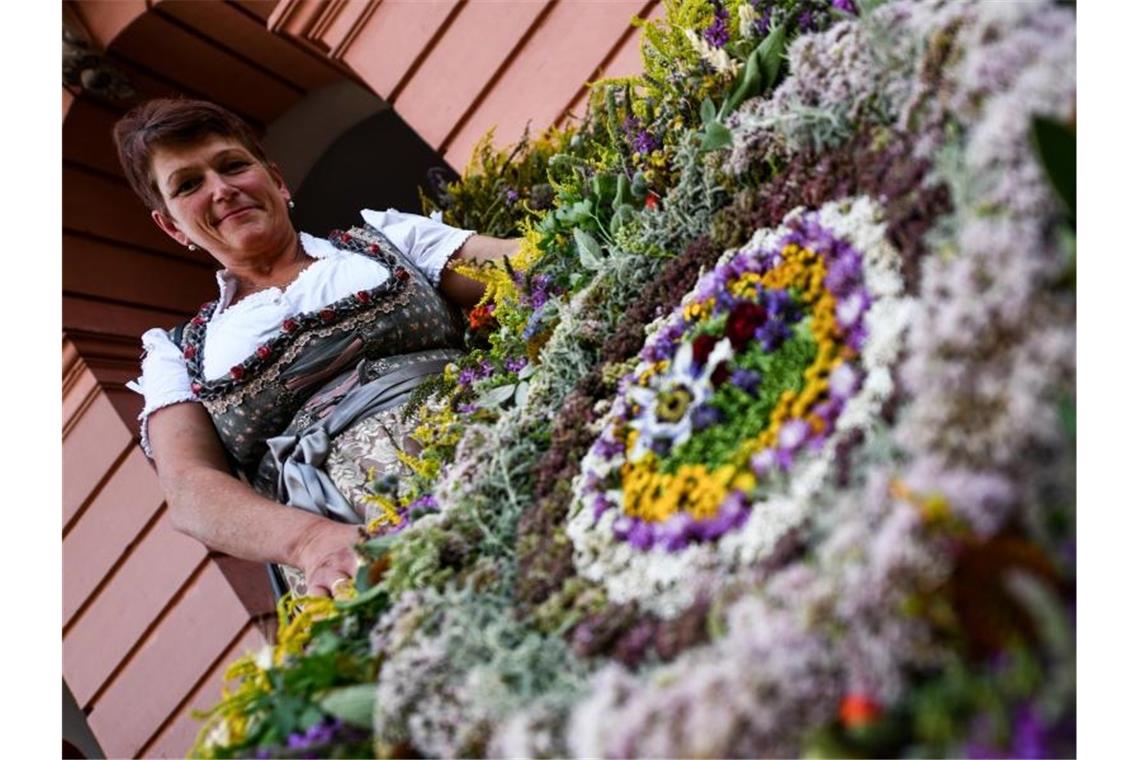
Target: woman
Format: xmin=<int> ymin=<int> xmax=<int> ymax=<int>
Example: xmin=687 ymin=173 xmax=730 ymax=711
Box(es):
xmin=117 ymin=98 xmax=517 ymax=598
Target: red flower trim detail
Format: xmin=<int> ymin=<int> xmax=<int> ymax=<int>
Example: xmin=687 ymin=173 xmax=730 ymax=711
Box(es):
xmin=257 ymin=345 xmax=272 ymax=359
xmin=183 ymin=345 xmax=197 ymax=359
xmin=368 ymin=243 xmax=380 ymax=253
xmin=190 ymin=381 xmax=203 ymax=394
xmin=230 ymin=365 xmax=246 ymax=380
xmin=282 ymin=319 xmax=298 ymax=333
xmin=395 ymin=267 xmax=410 ymax=282
xmin=355 ymin=290 xmax=371 ymax=304
xmin=191 ymin=316 xmax=206 ymax=327
xmin=319 ymin=308 xmax=336 ymax=322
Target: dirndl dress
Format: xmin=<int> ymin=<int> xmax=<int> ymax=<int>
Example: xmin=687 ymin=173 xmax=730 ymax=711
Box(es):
xmin=171 ymin=224 xmax=466 ymax=595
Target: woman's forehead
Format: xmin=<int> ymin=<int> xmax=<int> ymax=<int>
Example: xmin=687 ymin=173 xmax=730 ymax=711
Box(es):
xmin=150 ymin=135 xmax=252 ymax=178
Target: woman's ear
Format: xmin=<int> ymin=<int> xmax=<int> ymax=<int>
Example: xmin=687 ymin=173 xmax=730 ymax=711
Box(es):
xmin=151 ymin=209 xmax=189 ymax=247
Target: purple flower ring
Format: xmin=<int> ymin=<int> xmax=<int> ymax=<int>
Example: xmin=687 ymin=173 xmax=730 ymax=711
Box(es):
xmin=568 ymin=198 xmax=911 ymax=615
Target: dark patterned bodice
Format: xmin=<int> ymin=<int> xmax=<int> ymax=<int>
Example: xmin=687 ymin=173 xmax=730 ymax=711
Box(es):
xmin=174 ymin=224 xmax=466 ymax=486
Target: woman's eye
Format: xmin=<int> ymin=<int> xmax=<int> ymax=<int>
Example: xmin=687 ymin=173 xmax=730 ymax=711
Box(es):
xmin=175 ymin=178 xmax=199 ymax=195
xmin=224 ymin=160 xmax=249 ymax=172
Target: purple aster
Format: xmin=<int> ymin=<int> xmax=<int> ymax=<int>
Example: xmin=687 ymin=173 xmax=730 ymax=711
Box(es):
xmin=828 ymin=362 xmax=860 ymax=400
xmin=458 ymin=368 xmax=477 ymax=387
xmin=730 ymin=367 xmax=763 ymax=395
xmin=756 ymin=318 xmax=792 ymax=351
xmin=612 ymin=515 xmax=634 ymax=541
xmin=703 ymin=3 xmax=730 ymax=48
xmin=751 ymin=448 xmax=777 ymax=479
xmin=661 ymin=512 xmax=697 ymax=551
xmin=633 ymin=129 xmax=660 ymax=155
xmin=778 ymin=418 xmax=811 ymax=452
xmin=627 ymin=519 xmax=656 ymax=550
xmin=691 ymin=403 xmax=724 ymax=431
xmin=410 ymin=494 xmax=438 ymax=512
xmin=506 ymin=356 xmax=528 ymax=373
xmin=592 ymin=494 xmax=613 ymax=521
xmin=596 ymin=434 xmax=626 ymax=459
xmin=457 ymin=402 xmax=478 ymax=414
xmin=832 ymin=0 xmax=857 ymax=13
xmin=1011 ymin=706 xmax=1050 ymax=759
xmin=756 ymin=8 xmax=772 ymax=35
xmin=504 ymin=187 xmax=519 ymax=204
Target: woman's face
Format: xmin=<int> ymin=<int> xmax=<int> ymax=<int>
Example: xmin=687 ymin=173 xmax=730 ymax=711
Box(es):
xmin=149 ymin=135 xmax=294 ymax=267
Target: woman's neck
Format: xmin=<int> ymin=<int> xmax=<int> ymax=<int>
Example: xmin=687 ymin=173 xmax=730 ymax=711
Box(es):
xmin=227 ymin=235 xmax=314 ymax=303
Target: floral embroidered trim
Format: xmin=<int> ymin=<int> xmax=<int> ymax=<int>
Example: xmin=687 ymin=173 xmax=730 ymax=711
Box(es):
xmin=181 ymin=226 xmax=414 ymax=406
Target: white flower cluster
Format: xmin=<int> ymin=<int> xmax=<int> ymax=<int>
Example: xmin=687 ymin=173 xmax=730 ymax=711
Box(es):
xmin=566 ymin=196 xmax=911 ymax=618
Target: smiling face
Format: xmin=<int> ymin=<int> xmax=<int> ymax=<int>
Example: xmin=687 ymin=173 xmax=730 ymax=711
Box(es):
xmin=149 ymin=135 xmax=295 ymax=268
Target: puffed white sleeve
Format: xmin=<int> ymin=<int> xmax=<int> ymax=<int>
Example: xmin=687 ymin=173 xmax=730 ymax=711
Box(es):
xmin=126 ymin=327 xmax=200 ymax=458
xmin=359 ymin=208 xmax=475 ymax=286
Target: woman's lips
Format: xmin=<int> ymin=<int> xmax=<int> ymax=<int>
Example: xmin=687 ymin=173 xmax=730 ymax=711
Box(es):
xmin=217 ymin=206 xmax=258 ymax=224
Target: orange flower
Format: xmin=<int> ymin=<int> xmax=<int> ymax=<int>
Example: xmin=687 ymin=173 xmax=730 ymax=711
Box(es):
xmin=839 ymin=693 xmax=882 ymax=729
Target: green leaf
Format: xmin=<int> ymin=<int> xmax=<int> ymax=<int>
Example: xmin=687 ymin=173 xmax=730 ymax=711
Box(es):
xmin=484 ymin=383 xmax=517 ymax=406
xmin=720 ymin=44 xmax=764 ymax=119
xmin=574 ymin=228 xmax=605 ymax=270
xmin=609 ymin=204 xmax=636 ymax=236
xmin=1031 ymin=116 xmax=1076 ymax=222
xmin=700 ymin=121 xmax=734 ymax=152
xmin=334 ymin=581 xmax=387 ymax=611
xmin=613 ymin=173 xmax=633 ymax=210
xmin=756 ymin=22 xmax=787 ymax=92
xmin=700 ymin=97 xmax=717 ymax=125
xmin=318 ymin=684 xmax=376 ymax=730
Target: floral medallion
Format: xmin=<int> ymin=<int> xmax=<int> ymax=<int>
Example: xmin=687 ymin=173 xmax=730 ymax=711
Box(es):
xmin=567 ymin=197 xmax=912 ymax=615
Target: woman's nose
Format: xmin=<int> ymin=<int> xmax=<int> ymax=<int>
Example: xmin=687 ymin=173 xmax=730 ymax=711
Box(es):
xmin=203 ymin=170 xmax=238 ymax=201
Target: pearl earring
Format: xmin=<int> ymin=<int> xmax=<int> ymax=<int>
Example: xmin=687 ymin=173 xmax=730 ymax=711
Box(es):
xmin=188 ymin=243 xmax=198 ymax=251
xmin=288 ymin=199 xmax=295 ymax=210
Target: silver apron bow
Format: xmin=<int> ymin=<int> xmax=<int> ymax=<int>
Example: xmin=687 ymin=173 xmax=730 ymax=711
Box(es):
xmin=264 ymin=357 xmax=451 ymax=522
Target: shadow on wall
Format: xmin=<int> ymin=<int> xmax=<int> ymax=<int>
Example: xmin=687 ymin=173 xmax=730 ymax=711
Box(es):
xmin=291 ymin=108 xmax=460 ymax=237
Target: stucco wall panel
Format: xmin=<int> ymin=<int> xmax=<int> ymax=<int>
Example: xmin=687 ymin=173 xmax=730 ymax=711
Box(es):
xmin=63 ymin=389 xmax=134 ymax=529
xmin=64 ymin=512 xmax=208 ymax=707
xmin=442 ymin=0 xmax=647 ymax=168
xmin=64 ymin=233 xmax=215 ymax=315
xmin=86 ymin=561 xmax=257 ymax=758
xmin=141 ymin=623 xmax=268 ymax=758
xmin=393 ymin=0 xmax=552 ymax=150
xmin=339 ymin=0 xmax=461 ymax=100
xmin=63 ymin=448 xmax=165 ymax=627
xmin=152 ymin=0 xmax=343 ymax=92
xmin=69 ymin=0 xmax=149 ymax=51
xmin=113 ymin=14 xmax=299 ymax=123
xmin=63 ymin=165 xmax=181 ymax=254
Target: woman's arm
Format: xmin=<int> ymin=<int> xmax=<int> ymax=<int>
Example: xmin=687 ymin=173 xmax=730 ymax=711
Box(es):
xmin=437 ymin=234 xmax=522 ymax=308
xmin=147 ymin=402 xmax=360 ymax=597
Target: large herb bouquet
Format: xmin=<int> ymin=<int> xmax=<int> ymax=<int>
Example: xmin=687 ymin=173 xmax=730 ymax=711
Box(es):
xmin=192 ymin=1 xmax=1076 ymax=757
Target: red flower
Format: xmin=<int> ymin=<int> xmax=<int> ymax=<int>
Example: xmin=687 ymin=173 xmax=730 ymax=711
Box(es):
xmin=319 ymin=308 xmax=336 ymax=322
xmin=355 ymin=290 xmax=372 ymax=304
xmin=710 ymin=361 xmax=731 ymax=388
xmin=229 ymin=365 xmax=245 ymax=380
xmin=726 ymin=301 xmax=767 ymax=350
xmin=645 ymin=193 xmax=659 ymax=210
xmin=183 ymin=345 xmax=197 ymax=359
xmin=395 ymin=267 xmax=410 ymax=282
xmin=839 ymin=694 xmax=881 ymax=729
xmin=691 ymin=333 xmax=719 ymax=367
xmin=368 ymin=243 xmax=380 ymax=253
xmin=256 ymin=345 xmax=272 ymax=359
xmin=190 ymin=381 xmax=202 ymax=394
xmin=340 ymin=232 xmax=352 ymax=243
xmin=468 ymin=304 xmax=495 ymax=331
xmin=190 ymin=316 xmax=206 ymax=327
xmin=282 ymin=319 xmax=298 ymax=333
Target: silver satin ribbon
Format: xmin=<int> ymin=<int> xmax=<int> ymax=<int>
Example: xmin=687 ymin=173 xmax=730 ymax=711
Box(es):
xmin=265 ymin=357 xmax=451 ymax=522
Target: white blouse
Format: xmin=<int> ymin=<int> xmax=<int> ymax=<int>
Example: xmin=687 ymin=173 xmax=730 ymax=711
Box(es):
xmin=128 ymin=208 xmax=474 ymax=456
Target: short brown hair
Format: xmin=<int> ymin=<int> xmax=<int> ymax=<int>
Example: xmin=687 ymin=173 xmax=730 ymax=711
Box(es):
xmin=113 ymin=98 xmax=270 ymax=214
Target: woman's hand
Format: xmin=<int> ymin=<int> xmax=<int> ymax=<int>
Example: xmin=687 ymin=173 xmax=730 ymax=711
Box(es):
xmin=294 ymin=521 xmax=362 ymax=598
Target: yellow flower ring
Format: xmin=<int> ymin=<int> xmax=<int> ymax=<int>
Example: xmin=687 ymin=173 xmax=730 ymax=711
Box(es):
xmin=575 ymin=202 xmax=896 ymax=556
